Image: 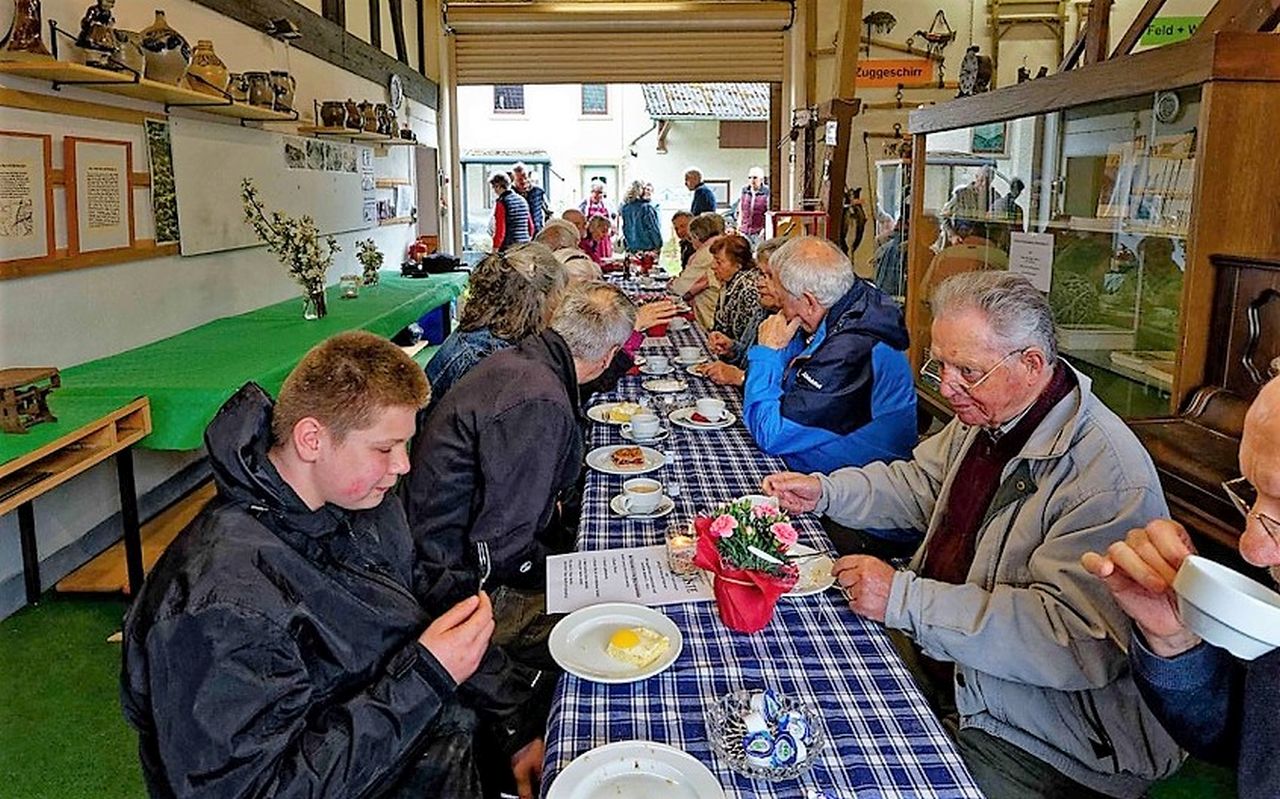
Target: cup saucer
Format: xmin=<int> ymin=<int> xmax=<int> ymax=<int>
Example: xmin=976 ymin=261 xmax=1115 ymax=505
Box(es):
xmin=620 ymin=427 xmax=670 ymax=443
xmin=610 ymin=493 xmax=675 ymax=519
xmin=640 ymin=365 xmax=674 ymax=376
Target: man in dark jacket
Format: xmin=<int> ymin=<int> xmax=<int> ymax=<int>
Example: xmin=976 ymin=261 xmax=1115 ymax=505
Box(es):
xmin=1084 ymin=375 xmax=1280 ymax=799
xmin=685 ymin=167 xmax=717 ymax=215
xmin=121 ymin=332 xmax=495 ymax=798
xmin=512 ymin=162 xmax=547 ymax=234
xmin=742 ymin=236 xmax=918 ymax=556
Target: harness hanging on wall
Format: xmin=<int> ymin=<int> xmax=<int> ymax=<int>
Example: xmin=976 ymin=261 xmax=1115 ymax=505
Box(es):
xmin=907 ymin=10 xmax=955 ymax=88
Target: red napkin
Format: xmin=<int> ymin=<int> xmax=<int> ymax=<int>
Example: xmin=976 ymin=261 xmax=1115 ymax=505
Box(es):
xmin=648 ymin=323 xmax=669 ymax=337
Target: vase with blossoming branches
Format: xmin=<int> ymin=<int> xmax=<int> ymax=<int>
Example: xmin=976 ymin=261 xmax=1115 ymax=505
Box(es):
xmin=241 ymin=178 xmax=340 ymax=319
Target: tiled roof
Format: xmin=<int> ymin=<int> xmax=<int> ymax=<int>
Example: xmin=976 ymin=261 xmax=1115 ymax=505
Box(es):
xmin=641 ymin=83 xmax=770 ymax=120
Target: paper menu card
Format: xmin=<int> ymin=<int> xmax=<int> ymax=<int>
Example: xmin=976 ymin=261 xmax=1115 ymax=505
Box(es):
xmin=546 ymin=545 xmax=713 ymax=614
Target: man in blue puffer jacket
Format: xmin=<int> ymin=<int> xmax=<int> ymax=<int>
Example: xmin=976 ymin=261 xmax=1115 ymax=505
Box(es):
xmin=742 ymin=236 xmax=918 ymax=554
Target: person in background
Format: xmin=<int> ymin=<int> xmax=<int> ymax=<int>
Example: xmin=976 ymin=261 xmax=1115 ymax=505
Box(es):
xmin=490 ymin=172 xmax=533 ymax=252
xmin=121 ymin=332 xmax=496 ymax=799
xmin=534 ymin=219 xmax=581 ymax=252
xmin=737 ymin=166 xmax=770 ymax=247
xmin=619 ymin=179 xmax=663 ymax=254
xmin=672 ymin=211 xmax=695 ymax=270
xmin=685 ymin=167 xmax=717 ymax=215
xmin=425 ymin=244 xmax=567 ymax=412
xmin=578 ymin=179 xmax=614 ymax=260
xmin=581 ymin=215 xmax=612 ymax=266
xmin=762 ymin=271 xmax=1182 ymax=799
xmin=936 ymin=165 xmax=999 ymax=252
xmin=669 ymin=212 xmax=725 ymax=330
xmin=554 ymin=247 xmax=603 ymax=283
xmin=706 ymin=234 xmax=764 ymax=369
xmin=561 ymin=208 xmax=588 ymax=240
xmin=702 ymin=237 xmax=787 ymax=388
xmin=511 ymin=163 xmax=548 ymax=234
xmin=1082 ymin=376 xmax=1280 ymax=799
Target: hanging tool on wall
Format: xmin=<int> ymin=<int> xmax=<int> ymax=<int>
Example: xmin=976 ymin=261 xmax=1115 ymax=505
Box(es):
xmin=862 ymin=11 xmax=897 ymax=56
xmin=907 ymin=10 xmax=956 ymax=88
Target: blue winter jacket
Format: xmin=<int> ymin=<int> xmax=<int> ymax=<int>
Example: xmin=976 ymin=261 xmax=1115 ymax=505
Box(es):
xmin=742 ymin=278 xmax=916 ymax=476
xmin=620 ymin=199 xmax=663 ymax=252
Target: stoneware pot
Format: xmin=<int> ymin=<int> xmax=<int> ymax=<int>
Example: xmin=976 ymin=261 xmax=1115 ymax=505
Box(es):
xmin=319 ymin=100 xmax=346 ymax=128
xmin=140 ymin=10 xmax=191 ymax=85
xmin=269 ymin=70 xmax=296 ymax=112
xmin=0 ymin=0 xmax=53 ymax=56
xmin=375 ymin=103 xmax=391 ymax=135
xmin=108 ymin=28 xmax=145 ymax=74
xmin=359 ymin=100 xmax=378 ymax=132
xmin=226 ymin=72 xmax=249 ymax=102
xmin=245 ymin=71 xmax=273 ymax=107
xmin=186 ymin=39 xmax=229 ymax=95
xmin=344 ymin=98 xmax=362 ymax=130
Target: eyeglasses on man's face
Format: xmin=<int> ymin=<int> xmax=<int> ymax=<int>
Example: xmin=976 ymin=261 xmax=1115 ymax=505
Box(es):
xmin=1222 ymin=476 xmax=1280 ymax=544
xmin=919 ymin=347 xmax=1028 ymax=395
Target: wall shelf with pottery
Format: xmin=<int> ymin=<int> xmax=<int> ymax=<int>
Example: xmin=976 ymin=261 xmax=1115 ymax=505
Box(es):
xmin=297 ymin=125 xmax=396 ymax=143
xmin=0 ymin=59 xmax=297 ymax=122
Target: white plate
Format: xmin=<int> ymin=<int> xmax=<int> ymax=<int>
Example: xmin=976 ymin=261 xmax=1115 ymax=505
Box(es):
xmin=587 ymin=402 xmax=646 ymax=425
xmin=685 ymin=364 xmax=709 ymax=378
xmin=640 ymin=365 xmax=675 ymax=376
xmin=633 ymin=355 xmax=647 ymax=367
xmin=585 ymin=445 xmax=666 ymax=476
xmin=620 ymin=427 xmax=670 ymax=444
xmin=643 ymin=378 xmax=688 ymax=394
xmin=784 ymin=543 xmax=837 ymax=597
xmin=669 ymin=407 xmax=736 ymax=430
xmin=549 ymin=603 xmax=684 ymax=684
xmin=1173 ymin=555 xmax=1280 ymax=660
xmin=548 ymin=740 xmax=724 ymax=799
xmin=675 ymin=356 xmax=708 ymax=367
xmin=610 ymin=493 xmax=675 ymax=519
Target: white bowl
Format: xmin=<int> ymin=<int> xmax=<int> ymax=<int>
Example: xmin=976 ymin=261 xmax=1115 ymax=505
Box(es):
xmin=1172 ymin=555 xmax=1280 ymax=660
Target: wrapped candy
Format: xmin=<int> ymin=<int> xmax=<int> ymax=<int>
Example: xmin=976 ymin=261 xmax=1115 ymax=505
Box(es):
xmin=749 ymin=688 xmax=784 ymax=725
xmin=743 ymin=729 xmax=776 ymax=769
xmin=779 ymin=709 xmax=816 ymax=746
xmin=743 ymin=710 xmax=769 ymax=735
xmin=771 ymin=730 xmax=801 ymax=767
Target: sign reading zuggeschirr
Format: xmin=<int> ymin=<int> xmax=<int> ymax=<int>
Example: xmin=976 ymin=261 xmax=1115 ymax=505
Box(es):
xmin=856 ymin=59 xmax=935 ymax=88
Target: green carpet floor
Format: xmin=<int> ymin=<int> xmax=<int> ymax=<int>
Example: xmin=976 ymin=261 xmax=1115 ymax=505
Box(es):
xmin=0 ymin=594 xmax=1239 ymax=798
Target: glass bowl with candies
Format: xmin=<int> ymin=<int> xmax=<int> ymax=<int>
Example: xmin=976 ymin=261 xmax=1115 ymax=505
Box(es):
xmin=706 ymin=688 xmax=825 ymax=781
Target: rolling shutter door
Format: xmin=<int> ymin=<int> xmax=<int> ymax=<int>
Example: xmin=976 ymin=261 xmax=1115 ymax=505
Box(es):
xmin=447 ymin=1 xmax=790 ymax=84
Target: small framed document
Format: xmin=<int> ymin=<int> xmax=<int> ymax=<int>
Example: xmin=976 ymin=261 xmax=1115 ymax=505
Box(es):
xmin=0 ymin=131 xmax=55 ymax=264
xmin=65 ymin=136 xmax=136 ymax=256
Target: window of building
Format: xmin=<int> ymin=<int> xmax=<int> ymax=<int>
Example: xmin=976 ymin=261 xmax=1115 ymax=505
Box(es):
xmin=493 ymin=85 xmax=525 ymax=113
xmin=581 ymin=84 xmax=608 ymax=115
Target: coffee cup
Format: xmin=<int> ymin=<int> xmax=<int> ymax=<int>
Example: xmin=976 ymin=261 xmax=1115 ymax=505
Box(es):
xmin=622 ymin=477 xmax=663 ymax=514
xmin=678 ymin=346 xmax=702 ymax=363
xmin=647 ymin=354 xmax=670 ymax=372
xmin=622 ymin=412 xmax=661 ymax=441
xmin=648 ymin=322 xmax=669 ymax=337
xmin=696 ymin=397 xmax=726 ymax=421
xmin=668 ymin=317 xmax=688 ymax=332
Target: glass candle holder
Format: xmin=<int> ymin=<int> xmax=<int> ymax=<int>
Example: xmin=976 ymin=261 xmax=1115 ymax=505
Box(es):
xmin=339 ymin=274 xmax=360 ymax=299
xmin=666 ymin=523 xmax=698 ymax=575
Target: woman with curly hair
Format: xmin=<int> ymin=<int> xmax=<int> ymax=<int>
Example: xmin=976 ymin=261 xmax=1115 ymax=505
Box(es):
xmin=424 ymin=243 xmax=567 ymax=410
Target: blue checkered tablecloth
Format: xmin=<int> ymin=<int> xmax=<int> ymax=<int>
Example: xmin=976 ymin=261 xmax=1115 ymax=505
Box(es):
xmin=541 ymin=301 xmax=983 ymax=798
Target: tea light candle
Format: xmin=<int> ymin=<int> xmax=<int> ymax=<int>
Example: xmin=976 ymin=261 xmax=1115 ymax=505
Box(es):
xmin=666 ymin=526 xmax=697 ymax=575
xmin=339 ymin=274 xmax=360 ymax=299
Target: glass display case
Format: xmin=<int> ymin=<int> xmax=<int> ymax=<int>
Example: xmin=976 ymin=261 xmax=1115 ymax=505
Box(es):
xmin=910 ymin=88 xmax=1203 ymax=419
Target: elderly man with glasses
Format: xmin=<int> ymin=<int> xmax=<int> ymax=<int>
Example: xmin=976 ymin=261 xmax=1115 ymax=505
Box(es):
xmin=1083 ymin=376 xmax=1280 ymax=799
xmin=763 ymin=271 xmax=1181 ymax=799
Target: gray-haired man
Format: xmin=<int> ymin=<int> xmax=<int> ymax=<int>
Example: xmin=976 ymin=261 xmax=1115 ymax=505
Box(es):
xmin=763 ymin=271 xmax=1182 ymax=798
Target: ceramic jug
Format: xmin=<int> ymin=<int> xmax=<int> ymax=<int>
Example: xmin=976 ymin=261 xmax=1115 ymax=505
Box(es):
xmin=186 ymin=39 xmax=229 ymax=95
xmin=244 ymin=71 xmax=273 ymax=107
xmin=1 ymin=0 xmax=52 ymax=55
xmin=140 ymin=10 xmax=191 ymax=85
xmin=359 ymin=100 xmax=378 ymax=132
xmin=269 ymin=71 xmax=296 ymax=112
xmin=320 ymin=100 xmax=345 ymax=128
xmin=374 ymin=103 xmax=390 ymax=135
xmin=344 ymin=98 xmax=362 ymax=129
xmin=226 ymin=72 xmax=249 ymax=102
xmin=108 ymin=28 xmax=145 ymax=75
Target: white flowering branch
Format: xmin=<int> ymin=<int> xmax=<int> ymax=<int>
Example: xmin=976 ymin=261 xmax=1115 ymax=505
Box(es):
xmin=355 ymin=238 xmax=384 ymax=285
xmin=241 ymin=178 xmax=340 ymax=295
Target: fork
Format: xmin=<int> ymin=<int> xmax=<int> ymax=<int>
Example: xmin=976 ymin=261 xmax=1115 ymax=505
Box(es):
xmin=475 ymin=541 xmax=492 ymax=593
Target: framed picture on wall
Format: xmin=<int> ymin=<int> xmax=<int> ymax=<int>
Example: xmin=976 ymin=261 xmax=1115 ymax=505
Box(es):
xmin=64 ymin=136 xmax=135 ymax=256
xmin=704 ymin=179 xmax=732 ymax=208
xmin=971 ymin=122 xmax=1007 ymax=155
xmin=0 ymin=131 xmax=55 ymax=264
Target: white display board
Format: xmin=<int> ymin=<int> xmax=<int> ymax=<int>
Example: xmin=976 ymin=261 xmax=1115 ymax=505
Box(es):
xmin=169 ymin=117 xmax=369 ymax=256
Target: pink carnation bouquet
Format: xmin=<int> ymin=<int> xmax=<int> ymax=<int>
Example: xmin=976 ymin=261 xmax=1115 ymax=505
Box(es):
xmin=693 ymin=498 xmax=800 ymax=633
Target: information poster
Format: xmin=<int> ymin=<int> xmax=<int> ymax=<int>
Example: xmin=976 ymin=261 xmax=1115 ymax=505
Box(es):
xmin=65 ymin=137 xmax=134 ymax=255
xmin=546 ymin=545 xmax=713 ymax=614
xmin=0 ymin=131 xmax=54 ymax=262
xmin=1008 ymin=231 xmax=1055 ymax=292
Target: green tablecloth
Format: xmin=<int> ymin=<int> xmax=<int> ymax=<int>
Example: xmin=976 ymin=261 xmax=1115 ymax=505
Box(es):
xmin=0 ymin=393 xmax=143 ymax=468
xmin=56 ymin=272 xmax=467 ymax=451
